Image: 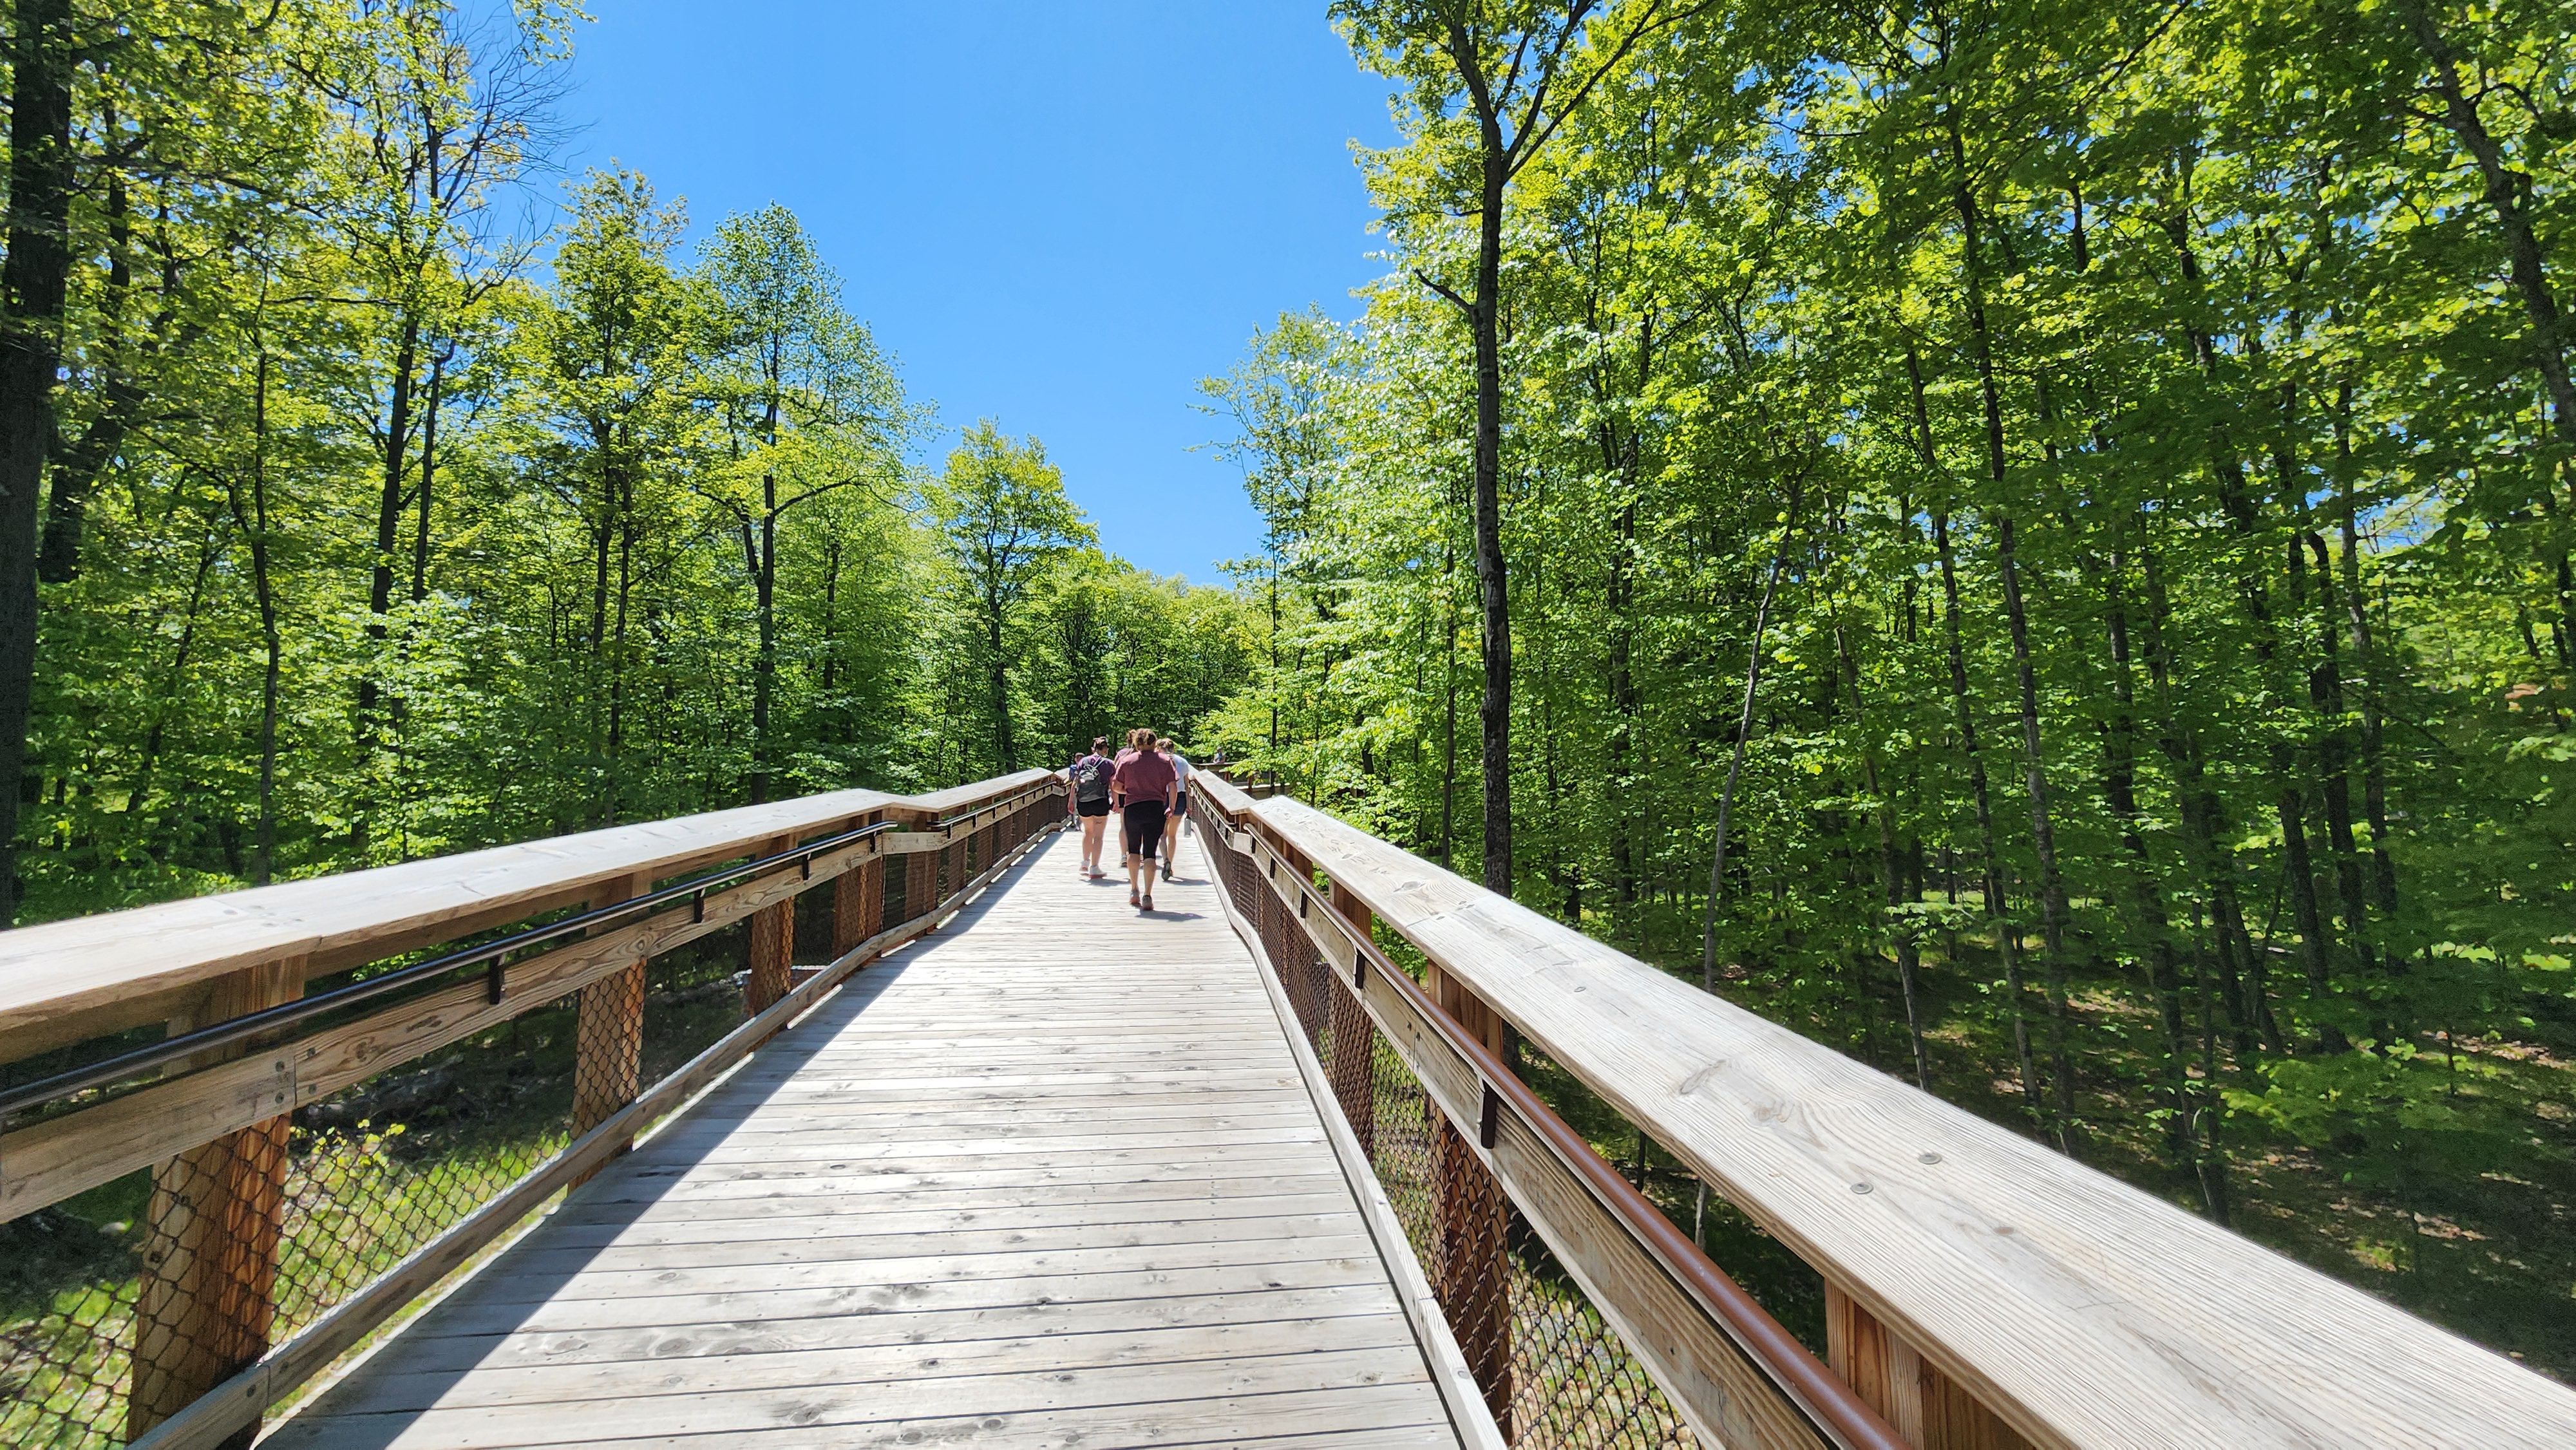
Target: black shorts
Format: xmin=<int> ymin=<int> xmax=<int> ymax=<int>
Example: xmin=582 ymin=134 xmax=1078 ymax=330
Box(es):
xmin=1076 ymin=797 xmax=1110 ymax=818
xmin=1122 ymin=801 xmax=1167 ymax=859
xmin=1173 ymin=788 xmax=1188 ymax=814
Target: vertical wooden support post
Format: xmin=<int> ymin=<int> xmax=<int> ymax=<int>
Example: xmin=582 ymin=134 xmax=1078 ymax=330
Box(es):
xmin=906 ymin=849 xmax=934 ymax=925
xmin=572 ymin=871 xmax=656 ymax=1185
xmin=1425 ymin=961 xmax=1515 ymax=1431
xmin=1289 ymin=851 xmax=1331 ymax=1036
xmin=744 ymin=834 xmax=793 ymax=1017
xmin=1326 ymin=881 xmax=1377 ymax=1157
xmin=835 ymin=846 xmax=883 ymax=957
xmin=934 ymin=834 xmax=961 ymax=926
xmin=1827 ymin=1283 xmax=2029 ymax=1449
xmin=129 ymin=955 xmax=308 ymax=1445
xmin=1256 ymin=858 xmax=1282 ymax=973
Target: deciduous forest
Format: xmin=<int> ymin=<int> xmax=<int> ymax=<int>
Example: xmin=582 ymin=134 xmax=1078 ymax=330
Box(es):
xmin=4 ymin=0 xmax=2573 ymax=1391
xmin=1199 ymin=0 xmax=2576 ymax=1376
xmin=1 ymin=2 xmax=1249 ymax=927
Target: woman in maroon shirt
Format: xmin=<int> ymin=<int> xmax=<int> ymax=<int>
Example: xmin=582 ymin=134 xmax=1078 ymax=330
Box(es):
xmin=1109 ymin=726 xmax=1177 ymax=911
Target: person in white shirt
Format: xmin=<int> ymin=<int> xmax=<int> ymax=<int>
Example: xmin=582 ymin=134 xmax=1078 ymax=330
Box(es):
xmin=1157 ymin=737 xmax=1191 ymax=882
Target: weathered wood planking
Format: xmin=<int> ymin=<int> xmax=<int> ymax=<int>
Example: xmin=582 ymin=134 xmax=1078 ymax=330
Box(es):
xmin=1 ymin=825 xmax=907 ymax=1218
xmin=0 ymin=769 xmax=1054 ymax=1060
xmin=1195 ymin=772 xmax=2576 ymax=1449
xmin=259 ymin=829 xmax=1472 ymax=1450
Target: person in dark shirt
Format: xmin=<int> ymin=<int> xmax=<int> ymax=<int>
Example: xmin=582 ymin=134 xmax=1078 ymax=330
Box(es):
xmin=1157 ymin=737 xmax=1192 ymax=883
xmin=1066 ymin=738 xmax=1114 ymax=878
xmin=1109 ymin=726 xmax=1177 ymax=911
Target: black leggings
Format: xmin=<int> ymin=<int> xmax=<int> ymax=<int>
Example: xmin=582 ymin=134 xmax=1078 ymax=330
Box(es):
xmin=1122 ymin=801 xmax=1167 ymax=860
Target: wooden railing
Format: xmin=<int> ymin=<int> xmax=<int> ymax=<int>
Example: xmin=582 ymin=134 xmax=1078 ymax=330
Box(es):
xmin=0 ymin=769 xmax=1066 ymax=1450
xmin=1186 ymin=771 xmax=2576 ymax=1449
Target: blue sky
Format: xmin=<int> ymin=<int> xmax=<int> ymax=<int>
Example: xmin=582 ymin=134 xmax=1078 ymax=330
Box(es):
xmin=557 ymin=3 xmax=1396 ymax=583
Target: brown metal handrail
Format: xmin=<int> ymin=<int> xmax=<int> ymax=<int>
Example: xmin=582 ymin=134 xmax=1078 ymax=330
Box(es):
xmin=1345 ymin=920 xmax=1909 ymax=1450
xmin=1193 ymin=790 xmax=1904 ymax=1449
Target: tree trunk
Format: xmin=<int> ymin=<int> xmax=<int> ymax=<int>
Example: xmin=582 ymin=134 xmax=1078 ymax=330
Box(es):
xmin=412 ymin=350 xmax=443 ymax=604
xmin=990 ymin=610 xmax=1016 ymax=772
xmin=749 ymin=475 xmax=777 ymax=803
xmin=1947 ymin=113 xmax=2078 ymax=1152
xmin=1700 ymin=545 xmax=1785 ymax=988
xmin=40 ymin=148 xmax=134 ymax=585
xmin=0 ymin=0 xmax=77 ymax=914
xmin=1608 ymin=494 xmax=1639 ymax=937
xmin=1440 ymin=544 xmax=1461 ymax=869
xmin=1910 ymin=341 xmax=2041 ymax=1123
xmin=607 ymin=466 xmax=634 ymax=824
xmin=1841 ymin=619 xmax=1931 ymax=1088
xmin=2334 ymin=385 xmax=2398 ymax=922
xmin=2403 ymin=0 xmax=2576 ymax=437
xmin=2304 ymin=532 xmax=2376 ymax=979
xmin=359 ymin=311 xmax=421 ymax=854
xmin=1471 ymin=123 xmax=1513 ymax=896
xmin=2100 ymin=560 xmax=2203 ymax=1190
xmin=242 ymin=350 xmax=282 ymax=886
xmin=2139 ymin=546 xmax=2270 ymax=1055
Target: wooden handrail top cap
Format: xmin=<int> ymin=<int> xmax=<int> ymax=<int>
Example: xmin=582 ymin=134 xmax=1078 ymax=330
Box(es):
xmin=0 ymin=773 xmax=1056 ymax=1054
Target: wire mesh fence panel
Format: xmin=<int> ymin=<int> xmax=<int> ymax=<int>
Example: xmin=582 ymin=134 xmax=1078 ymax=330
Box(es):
xmin=1193 ymin=796 xmax=1700 ymax=1450
xmin=0 ymin=918 xmax=767 ymax=1447
xmin=3 ymin=790 xmax=1061 ymax=1450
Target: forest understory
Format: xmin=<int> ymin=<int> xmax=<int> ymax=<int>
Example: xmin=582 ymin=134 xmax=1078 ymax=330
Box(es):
xmin=1578 ymin=898 xmax=2576 ymax=1383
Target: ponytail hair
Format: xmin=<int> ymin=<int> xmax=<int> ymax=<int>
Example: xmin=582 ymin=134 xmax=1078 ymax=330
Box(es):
xmin=1128 ymin=727 xmax=1156 ymax=752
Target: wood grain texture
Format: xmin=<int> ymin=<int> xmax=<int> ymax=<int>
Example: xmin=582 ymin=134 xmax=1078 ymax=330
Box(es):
xmin=743 ymin=834 xmax=795 ymax=1017
xmin=124 ymin=820 xmax=1064 ymax=1450
xmin=129 ymin=958 xmax=308 ymax=1442
xmin=252 ymin=827 xmax=1461 ymax=1450
xmin=0 ymin=772 xmax=1053 ymax=1064
xmin=3 ymin=836 xmax=874 ymax=1221
xmin=1191 ymin=773 xmax=2576 ymax=1449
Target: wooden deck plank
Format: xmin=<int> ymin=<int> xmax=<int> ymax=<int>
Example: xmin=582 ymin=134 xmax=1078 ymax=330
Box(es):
xmin=376 ymin=1284 xmax=1414 ymax=1371
xmin=266 ymin=1382 xmax=1450 ymax=1450
xmin=399 ymin=1259 xmax=1406 ymax=1340
xmin=272 ymin=826 xmax=1463 ymax=1449
xmin=265 ymin=1348 xmax=1429 ymax=1447
xmin=541 ymin=1187 xmax=1359 ymax=1231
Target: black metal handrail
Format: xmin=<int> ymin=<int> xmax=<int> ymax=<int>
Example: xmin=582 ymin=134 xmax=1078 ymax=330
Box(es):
xmin=0 ymin=816 xmax=914 ymax=1122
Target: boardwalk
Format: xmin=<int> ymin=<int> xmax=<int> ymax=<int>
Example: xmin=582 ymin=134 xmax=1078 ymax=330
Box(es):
xmin=265 ymin=824 xmax=1466 ymax=1449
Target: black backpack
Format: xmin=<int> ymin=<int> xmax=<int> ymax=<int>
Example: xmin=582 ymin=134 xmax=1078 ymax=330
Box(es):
xmin=1072 ymin=755 xmax=1111 ymax=802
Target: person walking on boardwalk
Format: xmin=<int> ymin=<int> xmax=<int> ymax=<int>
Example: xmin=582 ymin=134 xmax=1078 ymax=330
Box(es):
xmin=1068 ymin=737 xmax=1114 ymax=878
xmin=1158 ymin=737 xmax=1193 ymax=882
xmin=1110 ymin=726 xmax=1177 ymax=911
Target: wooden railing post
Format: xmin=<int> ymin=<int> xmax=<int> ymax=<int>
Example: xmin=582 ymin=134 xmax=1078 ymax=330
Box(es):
xmin=744 ymin=835 xmax=793 ymax=1017
xmin=571 ymin=871 xmax=656 ymax=1186
xmin=1425 ymin=961 xmax=1515 ymax=1431
xmin=128 ymin=955 xmax=308 ymax=1445
xmin=935 ymin=834 xmax=963 ymax=928
xmin=1327 ymin=881 xmax=1377 ymax=1157
xmin=1828 ymin=1285 xmax=2027 ymax=1450
xmin=835 ymin=847 xmax=883 ymax=957
xmin=905 ymin=849 xmax=934 ymax=926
